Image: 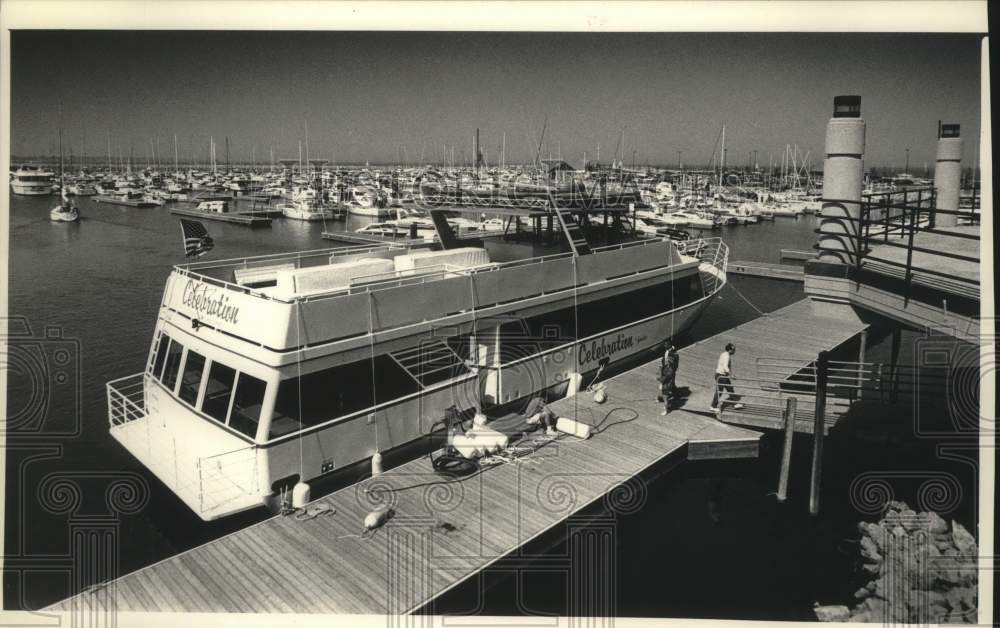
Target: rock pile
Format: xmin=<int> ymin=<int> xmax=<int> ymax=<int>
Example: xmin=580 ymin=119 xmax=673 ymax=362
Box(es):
xmin=815 ymin=501 xmax=978 ymax=623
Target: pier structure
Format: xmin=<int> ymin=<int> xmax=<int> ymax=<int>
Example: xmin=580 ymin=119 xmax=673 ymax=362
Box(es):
xmin=805 ymin=97 xmax=981 ymax=343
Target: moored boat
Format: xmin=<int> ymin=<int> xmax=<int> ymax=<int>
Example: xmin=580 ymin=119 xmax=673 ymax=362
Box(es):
xmin=105 ymin=206 xmax=729 ymax=520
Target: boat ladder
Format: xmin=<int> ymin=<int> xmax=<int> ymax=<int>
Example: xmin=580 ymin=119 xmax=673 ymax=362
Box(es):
xmin=550 ymin=206 xmax=592 ymax=256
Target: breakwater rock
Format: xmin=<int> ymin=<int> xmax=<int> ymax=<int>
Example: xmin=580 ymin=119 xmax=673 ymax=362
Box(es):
xmin=815 ymin=500 xmax=978 ymax=623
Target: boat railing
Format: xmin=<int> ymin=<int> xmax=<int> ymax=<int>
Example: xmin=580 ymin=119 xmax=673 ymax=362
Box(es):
xmin=197 ymin=445 xmax=260 ymax=516
xmin=107 ymin=373 xmax=147 ymax=428
xmin=176 ymin=233 xmax=693 ymax=309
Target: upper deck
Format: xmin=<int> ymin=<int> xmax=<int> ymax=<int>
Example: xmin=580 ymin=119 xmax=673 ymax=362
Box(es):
xmin=163 ymin=234 xmax=718 ymax=365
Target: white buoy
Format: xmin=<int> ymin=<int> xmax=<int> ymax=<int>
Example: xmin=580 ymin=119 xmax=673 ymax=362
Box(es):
xmin=934 ymin=124 xmax=962 ymax=228
xmin=291 ymin=481 xmax=311 ymax=509
xmin=371 ymin=451 xmax=383 ymax=476
xmin=564 ymin=372 xmax=583 ymax=398
xmin=364 ymin=506 xmax=393 ymax=530
xmin=556 ymin=416 xmax=592 ymax=439
xmin=593 ymin=387 xmax=607 ymax=404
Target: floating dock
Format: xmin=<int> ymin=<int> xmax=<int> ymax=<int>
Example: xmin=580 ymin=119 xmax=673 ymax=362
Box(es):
xmin=321 ymin=230 xmax=432 ymax=247
xmin=44 ymin=296 xmax=870 ymax=616
xmin=780 ymin=248 xmax=815 ymax=261
xmin=727 ymin=260 xmax=805 ymax=282
xmin=169 ymin=206 xmax=272 ymax=227
xmin=92 ymin=195 xmax=159 ymax=208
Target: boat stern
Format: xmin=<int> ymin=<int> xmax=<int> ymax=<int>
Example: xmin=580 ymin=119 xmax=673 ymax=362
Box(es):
xmin=107 ymin=373 xmax=267 ymax=520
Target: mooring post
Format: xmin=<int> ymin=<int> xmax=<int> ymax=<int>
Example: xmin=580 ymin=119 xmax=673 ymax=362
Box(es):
xmin=776 ymin=396 xmax=798 ymax=503
xmin=854 ymin=329 xmax=868 ymax=402
xmin=809 ymin=351 xmax=830 ymax=516
xmin=889 ymin=327 xmax=901 ymax=403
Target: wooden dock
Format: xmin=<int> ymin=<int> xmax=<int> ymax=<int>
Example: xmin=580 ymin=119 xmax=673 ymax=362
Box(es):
xmin=169 ymin=206 xmax=273 ymax=227
xmin=321 ymin=230 xmax=431 ymax=247
xmin=780 ymin=248 xmax=815 ymax=261
xmin=728 ymin=260 xmax=804 ymax=281
xmin=93 ymin=195 xmax=159 ymax=208
xmin=44 ymin=298 xmax=866 ymax=616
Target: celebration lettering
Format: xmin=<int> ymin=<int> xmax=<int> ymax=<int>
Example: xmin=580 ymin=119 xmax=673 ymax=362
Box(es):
xmin=579 ymin=333 xmax=635 ymax=366
xmin=181 ymin=280 xmax=240 ymax=325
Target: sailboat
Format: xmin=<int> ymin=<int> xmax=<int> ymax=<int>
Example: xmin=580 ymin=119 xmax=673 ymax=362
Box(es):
xmin=50 ymin=129 xmax=80 ymax=222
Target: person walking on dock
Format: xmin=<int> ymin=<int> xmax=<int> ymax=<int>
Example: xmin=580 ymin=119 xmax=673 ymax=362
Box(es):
xmin=710 ymin=343 xmax=743 ymax=413
xmin=658 ymin=342 xmax=678 ymax=415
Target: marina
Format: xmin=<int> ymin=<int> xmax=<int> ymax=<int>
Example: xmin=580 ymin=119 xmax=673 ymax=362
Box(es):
xmin=3 ymin=22 xmax=990 ymax=626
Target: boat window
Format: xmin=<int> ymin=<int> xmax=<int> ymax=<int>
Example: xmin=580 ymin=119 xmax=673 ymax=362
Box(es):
xmin=178 ymin=350 xmax=207 ymax=406
xmin=160 ymin=339 xmax=185 ymax=390
xmin=268 ymin=355 xmax=420 ymax=439
xmin=229 ymin=373 xmax=267 ymax=439
xmin=202 ymin=361 xmax=237 ymax=424
xmin=152 ymin=333 xmax=170 ymax=377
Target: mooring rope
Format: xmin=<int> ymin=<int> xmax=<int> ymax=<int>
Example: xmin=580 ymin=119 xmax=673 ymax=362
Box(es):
xmin=725 ymin=279 xmax=768 ymax=317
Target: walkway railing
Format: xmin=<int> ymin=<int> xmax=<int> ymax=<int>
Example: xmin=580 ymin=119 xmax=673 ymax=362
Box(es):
xmin=814 ymin=189 xmax=980 ymax=301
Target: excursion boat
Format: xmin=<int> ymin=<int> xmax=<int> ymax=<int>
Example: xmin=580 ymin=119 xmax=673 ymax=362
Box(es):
xmin=9 ymin=166 xmax=54 ymax=195
xmin=106 ymin=206 xmax=728 ymax=520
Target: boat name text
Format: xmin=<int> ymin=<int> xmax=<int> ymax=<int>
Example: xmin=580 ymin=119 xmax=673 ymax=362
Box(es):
xmin=182 ymin=280 xmax=240 ymax=325
xmin=579 ymin=333 xmax=635 ymax=365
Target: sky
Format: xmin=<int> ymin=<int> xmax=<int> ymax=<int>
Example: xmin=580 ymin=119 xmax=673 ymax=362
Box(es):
xmin=10 ymin=31 xmax=985 ymax=169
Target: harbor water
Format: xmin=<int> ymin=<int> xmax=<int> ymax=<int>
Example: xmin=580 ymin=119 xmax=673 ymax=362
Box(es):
xmin=4 ymin=194 xmax=975 ymax=615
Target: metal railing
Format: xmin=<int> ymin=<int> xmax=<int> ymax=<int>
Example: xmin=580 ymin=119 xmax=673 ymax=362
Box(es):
xmin=107 ymin=373 xmax=147 ymax=428
xmin=690 ymin=237 xmax=728 ymax=296
xmin=715 ymin=356 xmax=876 ymax=424
xmin=814 ymin=189 xmax=980 ymax=301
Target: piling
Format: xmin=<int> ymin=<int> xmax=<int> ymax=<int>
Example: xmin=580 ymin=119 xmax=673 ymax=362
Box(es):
xmin=776 ymin=396 xmax=798 ymax=503
xmin=809 ymin=351 xmax=830 ymax=515
xmin=934 ymin=123 xmax=963 ymax=227
xmin=818 ymin=96 xmax=865 ymax=266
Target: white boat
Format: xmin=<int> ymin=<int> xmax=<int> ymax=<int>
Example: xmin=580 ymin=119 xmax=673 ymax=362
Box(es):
xmin=733 ymin=204 xmax=759 ymax=225
xmin=347 ymin=186 xmax=385 ymax=216
xmin=480 ymin=217 xmax=506 ymax=232
xmin=768 ymin=202 xmax=805 ymax=217
xmin=280 ymin=199 xmax=335 ymax=222
xmin=10 ymin=166 xmax=54 ymax=195
xmin=49 ymin=131 xmax=80 ymax=222
xmin=68 ymin=182 xmax=98 ymax=196
xmin=105 ymin=207 xmax=729 ymax=520
xmin=50 ymin=189 xmax=79 ymax=222
xmin=671 ymin=211 xmax=717 ymax=229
